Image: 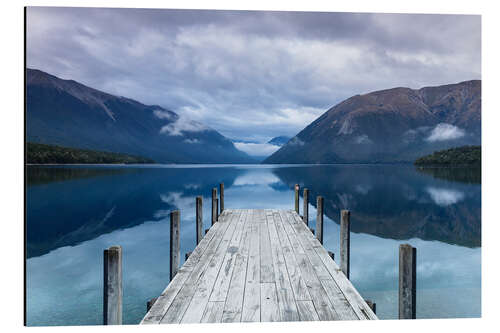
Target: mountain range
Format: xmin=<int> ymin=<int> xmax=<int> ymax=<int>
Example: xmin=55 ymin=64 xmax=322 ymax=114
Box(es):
xmin=265 ymin=80 xmax=481 ymax=163
xmin=26 ymin=69 xmax=255 ymax=163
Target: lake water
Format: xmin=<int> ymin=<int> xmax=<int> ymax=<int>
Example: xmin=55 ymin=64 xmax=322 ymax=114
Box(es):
xmin=25 ymin=164 xmax=481 ymax=325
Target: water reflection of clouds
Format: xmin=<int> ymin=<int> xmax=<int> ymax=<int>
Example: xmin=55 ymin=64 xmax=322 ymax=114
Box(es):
xmin=233 ymin=171 xmax=280 ymax=186
xmin=354 ymin=184 xmax=372 ymax=195
xmin=27 ymin=220 xmax=173 ymax=325
xmin=158 ymin=192 xmax=208 ymax=221
xmin=27 ymin=165 xmax=481 ymax=325
xmin=426 ymin=187 xmax=465 ymax=206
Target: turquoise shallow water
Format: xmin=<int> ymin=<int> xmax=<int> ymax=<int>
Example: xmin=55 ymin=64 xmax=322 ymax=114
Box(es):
xmin=26 ymin=164 xmax=481 ymax=325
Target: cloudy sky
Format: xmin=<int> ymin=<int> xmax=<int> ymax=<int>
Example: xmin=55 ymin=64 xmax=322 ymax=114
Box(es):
xmin=26 ymin=7 xmax=481 ymax=155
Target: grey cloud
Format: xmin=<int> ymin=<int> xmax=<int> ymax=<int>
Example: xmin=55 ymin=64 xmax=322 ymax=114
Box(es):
xmin=26 ymin=7 xmax=481 ymax=142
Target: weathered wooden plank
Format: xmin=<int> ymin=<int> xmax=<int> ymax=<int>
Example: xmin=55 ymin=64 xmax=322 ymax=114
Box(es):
xmin=241 ymin=210 xmax=261 ymax=322
xmin=286 ymin=210 xmax=331 ymax=280
xmin=306 ymin=232 xmax=378 ymax=320
xmin=319 ymin=279 xmax=359 ymax=320
xmin=158 ymin=211 xmax=237 ymax=324
xmin=142 ymin=208 xmax=376 ymax=324
xmin=260 ymin=282 xmax=280 ymax=322
xmin=287 ymin=209 xmax=376 ymax=320
xmin=260 ymin=210 xmax=274 ymax=283
xmin=296 ymin=300 xmax=320 ymax=321
xmin=183 ymin=210 xmax=230 ymax=270
xmin=180 ymin=211 xmax=243 ymax=323
xmin=221 ymin=210 xmax=252 ymax=322
xmin=210 ymin=210 xmax=248 ymax=301
xmin=279 ymin=210 xmax=339 ymax=321
xmin=273 ymin=211 xmax=311 ymax=301
xmin=143 ymin=213 xmax=233 ymax=324
xmin=266 ymin=210 xmax=300 ymax=321
xmin=201 ymin=301 xmax=225 ymax=323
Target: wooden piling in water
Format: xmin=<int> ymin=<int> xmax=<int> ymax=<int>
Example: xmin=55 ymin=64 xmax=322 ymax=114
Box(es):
xmin=219 ymin=183 xmax=224 ymax=212
xmin=303 ymin=188 xmax=309 ymax=225
xmin=147 ymin=297 xmax=158 ymax=312
xmin=294 ymin=184 xmax=300 ymax=214
xmin=212 ymin=188 xmax=217 ymax=225
xmin=216 ymin=198 xmax=219 ymax=221
xmin=316 ymin=196 xmax=324 ymax=244
xmin=399 ymin=244 xmax=416 ymax=319
xmin=365 ymin=300 xmax=376 ymax=315
xmin=170 ymin=210 xmax=180 ymax=281
xmin=340 ymin=210 xmax=350 ymax=279
xmin=103 ymin=245 xmax=122 ymax=325
xmin=196 ymin=196 xmax=203 ymax=245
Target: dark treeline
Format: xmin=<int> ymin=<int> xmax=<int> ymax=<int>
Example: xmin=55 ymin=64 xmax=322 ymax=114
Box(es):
xmin=414 ymin=145 xmax=481 ymax=166
xmin=27 ymin=142 xmax=155 ymax=164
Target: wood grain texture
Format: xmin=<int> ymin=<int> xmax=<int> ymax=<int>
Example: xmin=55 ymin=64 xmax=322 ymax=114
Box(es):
xmin=141 ymin=209 xmax=377 ymax=324
xmin=170 ymin=211 xmax=180 ymax=281
xmin=399 ymin=244 xmax=416 ymax=319
xmin=196 ymin=196 xmax=203 ymax=245
xmin=340 ymin=210 xmax=350 ymax=279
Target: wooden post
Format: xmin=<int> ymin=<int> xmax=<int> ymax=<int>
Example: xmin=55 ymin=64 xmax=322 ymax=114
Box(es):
xmin=365 ymin=300 xmax=376 ymax=314
xmin=212 ymin=188 xmax=217 ymax=225
xmin=399 ymin=244 xmax=416 ymax=319
xmin=196 ymin=196 xmax=203 ymax=245
xmin=219 ymin=183 xmax=224 ymax=212
xmin=316 ymin=196 xmax=324 ymax=244
xmin=103 ymin=245 xmax=122 ymax=325
xmin=294 ymin=184 xmax=300 ymax=214
xmin=340 ymin=210 xmax=350 ymax=279
xmin=147 ymin=297 xmax=158 ymax=312
xmin=170 ymin=210 xmax=180 ymax=281
xmin=303 ymin=188 xmax=309 ymax=225
xmin=216 ymin=198 xmax=219 ymax=221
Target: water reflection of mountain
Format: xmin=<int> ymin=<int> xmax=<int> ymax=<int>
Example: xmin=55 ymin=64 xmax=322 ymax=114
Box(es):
xmin=273 ymin=165 xmax=481 ymax=248
xmin=415 ymin=166 xmax=481 ymax=184
xmin=26 ymin=166 xmax=244 ymax=258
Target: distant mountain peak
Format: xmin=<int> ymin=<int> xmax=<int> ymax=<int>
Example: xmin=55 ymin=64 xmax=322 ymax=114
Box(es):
xmin=264 ymin=80 xmax=481 ymax=164
xmin=26 ymin=68 xmax=255 ymax=163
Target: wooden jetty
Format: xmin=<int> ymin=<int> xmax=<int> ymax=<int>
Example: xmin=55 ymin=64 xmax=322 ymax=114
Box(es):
xmin=104 ymin=183 xmax=417 ymax=325
xmin=140 ymin=208 xmax=377 ymax=324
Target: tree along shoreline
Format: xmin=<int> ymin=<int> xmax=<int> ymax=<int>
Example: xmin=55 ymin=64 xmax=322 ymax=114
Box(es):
xmin=414 ymin=145 xmax=481 ymax=166
xmin=26 ymin=142 xmax=155 ymax=164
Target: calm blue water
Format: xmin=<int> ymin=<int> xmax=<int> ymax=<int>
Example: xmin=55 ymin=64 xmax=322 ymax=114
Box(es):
xmin=25 ymin=164 xmax=481 ymax=325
